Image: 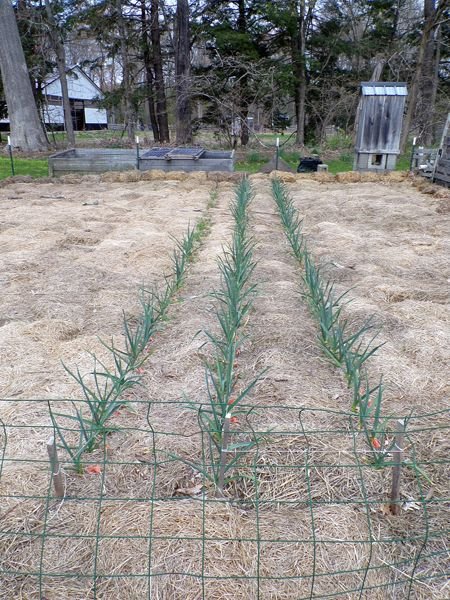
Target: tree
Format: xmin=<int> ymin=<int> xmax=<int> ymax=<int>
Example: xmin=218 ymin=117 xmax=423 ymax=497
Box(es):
xmin=400 ymin=0 xmax=447 ymax=150
xmin=0 ymin=0 xmax=48 ymax=151
xmin=140 ymin=0 xmax=160 ymax=140
xmin=414 ymin=0 xmax=447 ymax=145
xmin=44 ymin=0 xmax=76 ymax=146
xmin=115 ymin=0 xmax=136 ymax=142
xmin=200 ymin=0 xmax=271 ymax=146
xmin=290 ymin=0 xmax=314 ymax=146
xmin=151 ymin=0 xmax=170 ymax=142
xmin=175 ymin=0 xmax=192 ymax=144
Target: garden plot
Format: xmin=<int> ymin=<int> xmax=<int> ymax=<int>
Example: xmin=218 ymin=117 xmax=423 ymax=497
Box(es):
xmin=0 ymin=175 xmax=448 ymax=599
xmin=0 ymin=177 xmax=211 ymax=400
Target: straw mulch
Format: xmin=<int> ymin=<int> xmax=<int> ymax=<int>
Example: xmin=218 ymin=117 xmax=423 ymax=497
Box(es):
xmin=0 ymin=174 xmax=448 ymax=598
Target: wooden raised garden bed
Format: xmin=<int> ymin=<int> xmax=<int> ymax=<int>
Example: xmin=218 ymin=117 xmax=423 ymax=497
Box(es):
xmin=48 ymin=147 xmax=235 ymax=177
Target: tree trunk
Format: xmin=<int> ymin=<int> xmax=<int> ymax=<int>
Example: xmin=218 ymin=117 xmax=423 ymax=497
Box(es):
xmin=237 ymin=0 xmax=249 ymax=146
xmin=369 ymin=57 xmax=385 ymax=82
xmin=140 ymin=0 xmax=159 ymax=141
xmin=44 ymin=0 xmax=75 ymax=147
xmin=400 ymin=0 xmax=443 ymax=151
xmin=426 ymin=24 xmax=441 ymax=145
xmin=0 ymin=0 xmax=48 ymax=151
xmin=175 ymin=0 xmax=192 ymax=144
xmin=419 ymin=14 xmax=441 ymax=145
xmin=151 ymin=0 xmax=170 ymax=143
xmin=292 ymin=1 xmax=306 ymax=146
xmin=116 ymin=0 xmax=135 ymax=143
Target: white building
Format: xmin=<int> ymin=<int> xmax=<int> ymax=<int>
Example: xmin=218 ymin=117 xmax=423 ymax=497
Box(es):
xmin=0 ymin=65 xmax=108 ymax=132
xmin=42 ymin=66 xmax=108 ymax=130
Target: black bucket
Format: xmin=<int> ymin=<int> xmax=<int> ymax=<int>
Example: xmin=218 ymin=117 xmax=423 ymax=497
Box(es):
xmin=297 ymin=157 xmax=322 ymax=173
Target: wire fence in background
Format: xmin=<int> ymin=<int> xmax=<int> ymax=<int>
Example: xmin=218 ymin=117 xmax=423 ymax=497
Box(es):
xmin=0 ymin=397 xmax=448 ymax=599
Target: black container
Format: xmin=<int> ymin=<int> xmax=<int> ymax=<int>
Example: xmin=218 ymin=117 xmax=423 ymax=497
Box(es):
xmin=297 ymin=157 xmax=322 ymax=173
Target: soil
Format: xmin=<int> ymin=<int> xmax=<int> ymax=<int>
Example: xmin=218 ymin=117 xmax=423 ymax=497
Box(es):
xmin=0 ymin=173 xmax=448 ymax=599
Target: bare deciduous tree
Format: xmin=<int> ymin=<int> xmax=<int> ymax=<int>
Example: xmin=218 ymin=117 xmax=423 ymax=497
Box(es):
xmin=44 ymin=0 xmax=75 ymax=146
xmin=0 ymin=0 xmax=48 ymax=151
xmin=175 ymin=0 xmax=192 ymax=144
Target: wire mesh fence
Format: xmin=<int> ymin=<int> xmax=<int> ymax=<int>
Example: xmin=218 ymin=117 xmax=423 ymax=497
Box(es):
xmin=1 ymin=397 xmax=448 ymax=599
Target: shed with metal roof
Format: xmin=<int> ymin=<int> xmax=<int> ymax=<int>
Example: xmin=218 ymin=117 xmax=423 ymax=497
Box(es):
xmin=354 ymin=82 xmax=408 ymax=172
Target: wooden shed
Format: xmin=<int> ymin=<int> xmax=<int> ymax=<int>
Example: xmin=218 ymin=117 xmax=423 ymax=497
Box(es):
xmin=354 ymin=82 xmax=407 ymax=172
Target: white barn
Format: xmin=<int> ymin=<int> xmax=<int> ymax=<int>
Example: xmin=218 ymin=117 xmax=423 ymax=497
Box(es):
xmin=42 ymin=66 xmax=108 ymax=130
xmin=0 ymin=65 xmax=108 ymax=132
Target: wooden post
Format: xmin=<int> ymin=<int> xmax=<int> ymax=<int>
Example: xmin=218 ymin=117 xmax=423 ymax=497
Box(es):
xmin=47 ymin=436 xmax=64 ymax=497
xmin=390 ymin=419 xmax=405 ymax=515
xmin=216 ymin=414 xmax=231 ymax=498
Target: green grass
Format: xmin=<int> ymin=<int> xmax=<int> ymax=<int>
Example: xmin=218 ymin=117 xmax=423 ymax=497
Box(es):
xmin=327 ymin=153 xmax=353 ymax=174
xmin=0 ymin=156 xmax=48 ymax=180
xmin=395 ymin=153 xmax=411 ymax=171
xmin=0 ymin=133 xmax=413 ymax=180
xmin=235 ymin=150 xmax=269 ymax=173
xmin=48 ymin=129 xmax=125 ymax=143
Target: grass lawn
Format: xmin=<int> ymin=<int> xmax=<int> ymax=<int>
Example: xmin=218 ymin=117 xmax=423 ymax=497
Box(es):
xmin=236 ymin=147 xmax=412 ymax=174
xmin=0 ymin=156 xmax=48 ymax=180
xmin=0 ymin=135 xmax=413 ymax=179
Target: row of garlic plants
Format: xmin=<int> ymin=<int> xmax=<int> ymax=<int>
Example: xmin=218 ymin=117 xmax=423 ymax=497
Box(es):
xmin=271 ymin=178 xmax=390 ymax=466
xmin=192 ymin=178 xmax=261 ymax=496
xmin=50 ymin=217 xmax=211 ymax=473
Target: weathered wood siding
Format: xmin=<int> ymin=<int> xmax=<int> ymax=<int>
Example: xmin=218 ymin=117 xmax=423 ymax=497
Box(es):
xmin=434 ymin=135 xmax=450 ymax=187
xmin=48 ymin=149 xmax=234 ymax=176
xmin=139 ymin=151 xmax=234 ymax=173
xmin=355 ymin=95 xmax=406 ymax=153
xmin=48 ymin=149 xmax=137 ymax=176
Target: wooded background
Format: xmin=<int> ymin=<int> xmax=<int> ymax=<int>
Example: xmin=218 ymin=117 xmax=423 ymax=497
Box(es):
xmin=0 ymin=0 xmax=448 ymax=152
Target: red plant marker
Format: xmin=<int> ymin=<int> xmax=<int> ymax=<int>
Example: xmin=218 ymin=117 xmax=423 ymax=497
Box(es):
xmin=86 ymin=465 xmax=101 ymax=475
xmin=371 ymin=438 xmax=382 ymax=450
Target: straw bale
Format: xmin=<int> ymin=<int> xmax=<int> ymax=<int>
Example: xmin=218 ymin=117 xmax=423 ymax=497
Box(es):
xmin=58 ymin=174 xmax=85 ymax=184
xmin=249 ymin=173 xmax=269 ymax=183
xmin=116 ymin=170 xmax=140 ymax=182
xmin=183 ymin=170 xmax=207 ymax=183
xmin=0 ymin=175 xmax=34 ymax=187
xmin=384 ymin=170 xmax=408 ymax=182
xmin=100 ymin=171 xmax=120 ymax=183
xmin=359 ymin=171 xmax=387 ymax=182
xmin=145 ymin=168 xmax=167 ymax=180
xmin=207 ymin=171 xmax=242 ymax=183
xmin=312 ymin=171 xmax=336 ymax=182
xmin=266 ymin=170 xmax=296 ymax=182
xmin=335 ymin=171 xmax=361 ymax=183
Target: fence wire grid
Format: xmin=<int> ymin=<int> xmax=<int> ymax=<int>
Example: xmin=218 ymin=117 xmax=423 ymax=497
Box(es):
xmin=0 ymin=397 xmax=448 ymax=599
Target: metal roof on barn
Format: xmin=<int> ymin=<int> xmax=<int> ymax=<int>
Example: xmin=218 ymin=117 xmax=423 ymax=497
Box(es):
xmin=361 ymin=82 xmax=408 ymax=96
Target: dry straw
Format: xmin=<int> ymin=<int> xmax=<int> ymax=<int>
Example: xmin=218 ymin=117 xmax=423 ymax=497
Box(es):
xmin=0 ymin=175 xmax=448 ymax=599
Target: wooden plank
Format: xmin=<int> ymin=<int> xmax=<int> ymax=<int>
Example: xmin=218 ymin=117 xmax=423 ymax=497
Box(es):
xmin=49 ymin=148 xmax=234 ymax=176
xmin=356 ymin=94 xmax=406 ymax=153
xmin=434 ymin=171 xmax=450 ymax=184
xmin=139 ymin=157 xmax=234 ymax=172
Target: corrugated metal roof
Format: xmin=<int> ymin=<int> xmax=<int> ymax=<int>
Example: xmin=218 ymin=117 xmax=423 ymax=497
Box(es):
xmin=361 ymin=82 xmax=407 ymax=96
